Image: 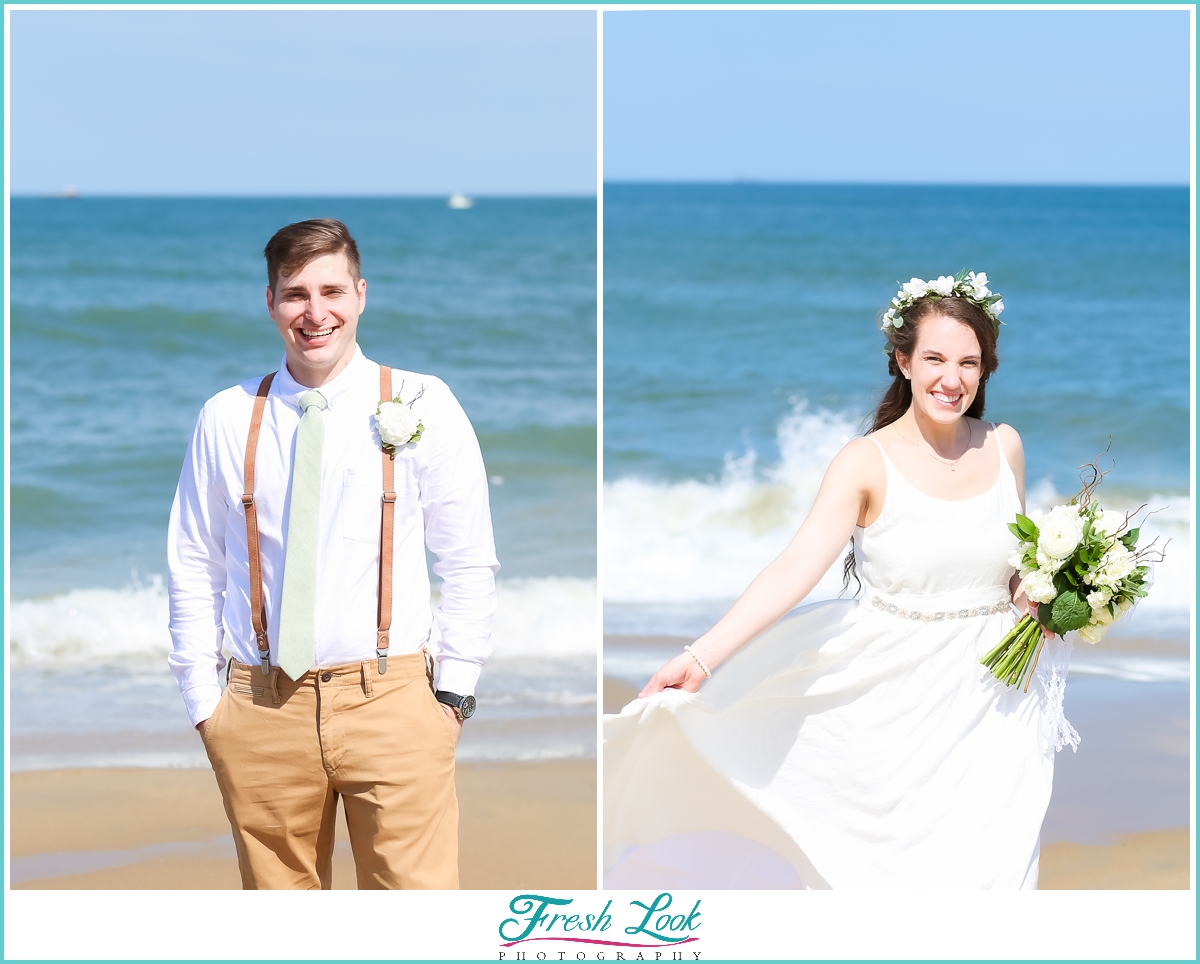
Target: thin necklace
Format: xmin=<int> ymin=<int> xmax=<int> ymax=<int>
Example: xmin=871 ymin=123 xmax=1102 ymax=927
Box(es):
xmin=894 ymin=421 xmax=973 ymax=472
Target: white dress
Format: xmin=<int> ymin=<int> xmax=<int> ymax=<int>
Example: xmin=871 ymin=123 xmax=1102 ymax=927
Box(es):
xmin=604 ymin=427 xmax=1078 ymax=890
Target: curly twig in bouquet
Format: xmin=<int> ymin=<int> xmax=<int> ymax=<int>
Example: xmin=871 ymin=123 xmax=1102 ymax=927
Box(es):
xmin=981 ymin=446 xmax=1168 ymax=691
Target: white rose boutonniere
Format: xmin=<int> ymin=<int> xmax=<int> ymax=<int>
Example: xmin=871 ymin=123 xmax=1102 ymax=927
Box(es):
xmin=375 ymin=395 xmax=425 ymax=453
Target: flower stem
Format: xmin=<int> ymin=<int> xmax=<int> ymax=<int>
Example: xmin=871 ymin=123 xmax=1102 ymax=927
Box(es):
xmin=996 ymin=621 xmax=1034 ymax=677
xmin=981 ymin=616 xmax=1029 ymax=667
xmin=1021 ymin=630 xmax=1047 ymax=693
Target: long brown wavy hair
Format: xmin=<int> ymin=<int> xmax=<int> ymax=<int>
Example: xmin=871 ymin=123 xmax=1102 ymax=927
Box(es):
xmin=841 ymin=295 xmax=1001 ymax=593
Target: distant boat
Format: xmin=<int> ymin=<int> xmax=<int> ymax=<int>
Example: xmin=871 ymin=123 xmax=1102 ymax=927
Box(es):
xmin=448 ymin=193 xmax=473 ymax=210
xmin=62 ymin=186 xmax=79 ymax=199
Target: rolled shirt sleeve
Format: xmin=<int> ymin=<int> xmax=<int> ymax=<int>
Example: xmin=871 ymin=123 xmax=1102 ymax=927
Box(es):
xmin=166 ymin=403 xmax=229 ymax=727
xmin=419 ymin=379 xmax=500 ymax=696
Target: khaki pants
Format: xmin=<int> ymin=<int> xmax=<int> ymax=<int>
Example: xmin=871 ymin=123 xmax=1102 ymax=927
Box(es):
xmin=202 ymin=652 xmax=459 ymax=890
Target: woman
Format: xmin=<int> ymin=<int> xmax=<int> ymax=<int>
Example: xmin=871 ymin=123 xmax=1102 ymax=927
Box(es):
xmin=604 ymin=273 xmax=1076 ymax=890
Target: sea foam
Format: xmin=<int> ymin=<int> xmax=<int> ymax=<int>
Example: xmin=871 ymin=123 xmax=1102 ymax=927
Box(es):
xmin=8 ymin=575 xmax=597 ymax=667
xmin=604 ymin=400 xmax=1192 ymax=640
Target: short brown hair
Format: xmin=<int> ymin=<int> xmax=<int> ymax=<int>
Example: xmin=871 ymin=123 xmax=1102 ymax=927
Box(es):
xmin=263 ymin=218 xmax=361 ymax=290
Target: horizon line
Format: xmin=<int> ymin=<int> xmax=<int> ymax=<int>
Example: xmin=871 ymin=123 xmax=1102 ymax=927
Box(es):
xmin=9 ymin=191 xmax=598 ymax=201
xmin=603 ymin=178 xmax=1190 ymax=189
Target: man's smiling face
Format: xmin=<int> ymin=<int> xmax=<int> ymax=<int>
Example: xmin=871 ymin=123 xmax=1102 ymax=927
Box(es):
xmin=266 ymin=251 xmax=367 ymax=387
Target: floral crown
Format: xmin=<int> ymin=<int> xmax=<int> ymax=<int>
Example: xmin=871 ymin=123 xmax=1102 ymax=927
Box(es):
xmin=881 ymin=269 xmax=1005 ymax=335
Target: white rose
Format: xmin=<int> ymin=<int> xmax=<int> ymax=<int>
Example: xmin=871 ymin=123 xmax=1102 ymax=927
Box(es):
xmin=1037 ymin=504 xmax=1084 ymax=560
xmin=931 ymin=275 xmax=956 ymax=296
xmin=1021 ymin=568 xmax=1057 ymax=605
xmin=1092 ymin=605 xmax=1116 ymax=627
xmin=376 ymin=400 xmax=421 ymax=448
xmin=902 ymin=278 xmax=931 ymax=298
xmin=1086 ymin=589 xmax=1111 ymax=611
xmin=1077 ymin=622 xmax=1106 ymax=645
xmin=1116 ymin=597 xmax=1135 ymax=616
xmin=1093 ymin=509 xmax=1127 ymax=536
xmin=991 ymin=298 xmax=1004 ymax=316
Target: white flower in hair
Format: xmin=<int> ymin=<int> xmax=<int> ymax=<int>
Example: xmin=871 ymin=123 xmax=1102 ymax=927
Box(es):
xmin=968 ymin=271 xmax=991 ymax=300
xmin=931 ymin=275 xmax=956 ymax=296
xmin=879 ymin=269 xmax=1006 ymax=336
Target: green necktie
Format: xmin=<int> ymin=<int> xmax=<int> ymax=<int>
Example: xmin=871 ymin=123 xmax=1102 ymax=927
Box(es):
xmin=277 ymin=389 xmax=327 ymax=681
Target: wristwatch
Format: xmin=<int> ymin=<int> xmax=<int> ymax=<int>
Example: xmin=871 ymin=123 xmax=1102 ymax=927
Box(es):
xmin=435 ymin=690 xmax=477 ymax=721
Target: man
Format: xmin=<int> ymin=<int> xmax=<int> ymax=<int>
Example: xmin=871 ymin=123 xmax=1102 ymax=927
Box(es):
xmin=167 ymin=219 xmax=498 ymax=889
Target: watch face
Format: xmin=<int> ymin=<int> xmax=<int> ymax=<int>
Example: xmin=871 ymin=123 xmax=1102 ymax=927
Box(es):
xmin=460 ymin=695 xmax=477 ymax=719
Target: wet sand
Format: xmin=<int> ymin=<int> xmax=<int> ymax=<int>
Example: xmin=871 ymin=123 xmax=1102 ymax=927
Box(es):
xmin=10 ymin=760 xmax=596 ymax=889
xmin=1039 ymin=828 xmax=1190 ymax=889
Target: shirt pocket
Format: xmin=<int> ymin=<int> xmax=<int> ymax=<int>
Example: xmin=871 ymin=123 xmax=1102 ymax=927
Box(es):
xmin=342 ymin=468 xmax=382 ymax=544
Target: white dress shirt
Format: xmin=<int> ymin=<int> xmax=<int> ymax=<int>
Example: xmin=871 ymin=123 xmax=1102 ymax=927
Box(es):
xmin=167 ymin=347 xmax=499 ymax=727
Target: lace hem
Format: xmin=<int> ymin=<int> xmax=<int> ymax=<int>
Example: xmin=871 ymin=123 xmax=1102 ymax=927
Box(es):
xmin=1036 ymin=634 xmax=1080 ymax=753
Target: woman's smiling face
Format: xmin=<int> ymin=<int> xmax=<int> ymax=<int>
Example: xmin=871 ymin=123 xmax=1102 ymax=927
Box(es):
xmin=896 ymin=312 xmax=983 ymax=424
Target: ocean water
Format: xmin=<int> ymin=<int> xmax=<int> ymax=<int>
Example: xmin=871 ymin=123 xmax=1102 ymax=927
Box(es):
xmin=604 ymin=184 xmax=1192 ymax=649
xmin=9 ymin=196 xmax=597 ymax=768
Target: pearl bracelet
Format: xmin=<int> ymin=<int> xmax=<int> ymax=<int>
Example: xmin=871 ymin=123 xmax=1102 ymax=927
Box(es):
xmin=684 ymin=645 xmax=712 ymax=678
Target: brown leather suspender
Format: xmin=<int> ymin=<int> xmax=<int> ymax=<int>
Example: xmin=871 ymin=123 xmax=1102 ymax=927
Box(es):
xmin=243 ymin=373 xmax=275 ymax=674
xmin=241 ymin=367 xmax=397 ymax=677
xmin=376 ymin=366 xmax=396 ymax=674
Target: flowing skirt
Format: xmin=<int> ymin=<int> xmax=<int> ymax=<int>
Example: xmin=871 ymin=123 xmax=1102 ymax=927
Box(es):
xmin=604 ymin=597 xmax=1068 ymax=890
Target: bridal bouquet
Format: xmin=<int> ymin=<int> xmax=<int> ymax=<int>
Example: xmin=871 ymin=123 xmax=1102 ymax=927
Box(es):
xmin=981 ymin=461 xmax=1164 ymax=690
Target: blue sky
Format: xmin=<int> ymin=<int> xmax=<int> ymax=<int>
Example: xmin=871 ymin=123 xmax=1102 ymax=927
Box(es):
xmin=605 ymin=10 xmax=1191 ymax=184
xmin=10 ymin=10 xmax=596 ymax=196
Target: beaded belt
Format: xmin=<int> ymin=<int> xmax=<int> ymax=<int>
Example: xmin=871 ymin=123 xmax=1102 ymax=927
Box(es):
xmin=867 ymin=595 xmax=1011 ymax=623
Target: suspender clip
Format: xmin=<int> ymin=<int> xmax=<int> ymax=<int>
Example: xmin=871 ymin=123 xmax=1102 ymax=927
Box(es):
xmin=376 ymin=649 xmax=388 ymax=675
xmin=256 ymin=633 xmax=270 ymax=675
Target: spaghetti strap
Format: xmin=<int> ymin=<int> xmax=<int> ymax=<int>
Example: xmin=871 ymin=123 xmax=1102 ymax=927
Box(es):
xmin=990 ymin=421 xmax=1014 ymax=476
xmin=865 ymin=434 xmax=892 ymax=465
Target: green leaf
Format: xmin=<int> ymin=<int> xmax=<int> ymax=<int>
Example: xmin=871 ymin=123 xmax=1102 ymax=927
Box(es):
xmin=1036 ymin=603 xmax=1061 ymax=636
xmin=1121 ymin=528 xmax=1140 ymax=548
xmin=1051 ymin=591 xmax=1092 ymax=633
xmin=1013 ymin=514 xmax=1037 ymax=538
xmin=1007 ymin=522 xmax=1025 ymax=540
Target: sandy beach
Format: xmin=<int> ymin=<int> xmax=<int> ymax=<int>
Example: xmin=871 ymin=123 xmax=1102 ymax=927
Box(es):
xmin=10 ymin=760 xmax=596 ymax=890
xmin=604 ymin=633 xmax=1191 ymax=890
xmin=1040 ymin=829 xmax=1190 ymax=889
